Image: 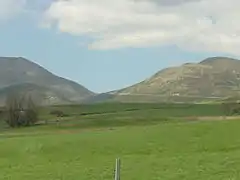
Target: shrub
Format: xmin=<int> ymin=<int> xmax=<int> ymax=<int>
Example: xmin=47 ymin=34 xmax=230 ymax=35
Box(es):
xmin=50 ymin=110 xmax=68 ymax=117
xmin=222 ymin=102 xmax=240 ymax=116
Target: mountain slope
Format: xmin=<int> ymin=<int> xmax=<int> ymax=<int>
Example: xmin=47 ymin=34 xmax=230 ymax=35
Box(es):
xmin=0 ymin=57 xmax=95 ymax=105
xmin=118 ymin=57 xmax=240 ymax=102
xmin=0 ymin=83 xmax=76 ymax=105
xmin=86 ymin=57 xmax=240 ymax=103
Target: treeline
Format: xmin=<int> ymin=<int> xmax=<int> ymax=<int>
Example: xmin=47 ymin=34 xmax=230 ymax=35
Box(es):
xmin=2 ymin=94 xmax=240 ymax=128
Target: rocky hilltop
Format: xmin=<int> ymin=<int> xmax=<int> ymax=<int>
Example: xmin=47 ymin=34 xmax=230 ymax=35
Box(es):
xmin=86 ymin=57 xmax=240 ymax=103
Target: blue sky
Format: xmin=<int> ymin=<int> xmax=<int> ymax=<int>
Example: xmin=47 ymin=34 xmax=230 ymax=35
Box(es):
xmin=0 ymin=0 xmax=238 ymax=93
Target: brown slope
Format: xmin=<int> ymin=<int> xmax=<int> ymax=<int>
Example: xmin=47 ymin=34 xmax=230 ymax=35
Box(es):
xmin=113 ymin=57 xmax=240 ymax=102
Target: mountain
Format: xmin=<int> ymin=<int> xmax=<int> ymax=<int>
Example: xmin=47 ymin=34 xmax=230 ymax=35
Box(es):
xmin=4 ymin=56 xmax=240 ymax=105
xmin=0 ymin=57 xmax=95 ymax=105
xmin=85 ymin=57 xmax=240 ymax=103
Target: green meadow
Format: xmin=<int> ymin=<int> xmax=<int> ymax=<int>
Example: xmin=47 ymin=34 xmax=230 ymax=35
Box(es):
xmin=1 ymin=103 xmax=239 ymax=180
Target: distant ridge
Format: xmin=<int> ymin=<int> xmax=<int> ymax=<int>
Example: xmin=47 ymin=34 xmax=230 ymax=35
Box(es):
xmin=0 ymin=57 xmax=95 ymax=106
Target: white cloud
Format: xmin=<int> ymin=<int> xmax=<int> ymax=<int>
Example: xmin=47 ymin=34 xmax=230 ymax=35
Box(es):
xmin=43 ymin=0 xmax=240 ymax=55
xmin=0 ymin=0 xmax=26 ymax=21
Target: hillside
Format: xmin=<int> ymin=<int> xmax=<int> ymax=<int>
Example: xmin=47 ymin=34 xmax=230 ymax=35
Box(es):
xmin=85 ymin=57 xmax=240 ymax=103
xmin=0 ymin=57 xmax=95 ymax=106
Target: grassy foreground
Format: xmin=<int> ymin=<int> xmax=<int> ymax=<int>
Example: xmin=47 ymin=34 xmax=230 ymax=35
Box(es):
xmin=1 ymin=119 xmax=240 ymax=180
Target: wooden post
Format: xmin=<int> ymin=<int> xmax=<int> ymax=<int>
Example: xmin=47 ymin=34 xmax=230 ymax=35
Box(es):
xmin=114 ymin=158 xmax=121 ymax=180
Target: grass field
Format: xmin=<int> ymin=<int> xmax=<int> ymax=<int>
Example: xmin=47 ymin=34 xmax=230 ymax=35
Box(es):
xmin=1 ymin=103 xmax=239 ymax=180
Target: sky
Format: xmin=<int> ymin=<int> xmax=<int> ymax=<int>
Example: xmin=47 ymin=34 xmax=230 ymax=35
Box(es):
xmin=0 ymin=0 xmax=239 ymax=93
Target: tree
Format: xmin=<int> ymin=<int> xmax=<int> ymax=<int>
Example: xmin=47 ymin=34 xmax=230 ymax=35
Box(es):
xmin=5 ymin=93 xmax=38 ymax=128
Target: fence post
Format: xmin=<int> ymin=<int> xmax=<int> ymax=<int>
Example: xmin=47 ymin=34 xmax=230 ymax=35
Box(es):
xmin=114 ymin=158 xmax=121 ymax=180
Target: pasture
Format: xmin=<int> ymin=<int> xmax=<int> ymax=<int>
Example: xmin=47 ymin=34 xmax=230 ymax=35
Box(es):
xmin=0 ymin=103 xmax=240 ymax=180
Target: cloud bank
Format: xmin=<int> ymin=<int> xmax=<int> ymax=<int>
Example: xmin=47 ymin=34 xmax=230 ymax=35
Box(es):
xmin=41 ymin=0 xmax=240 ymax=55
xmin=2 ymin=0 xmax=240 ymax=55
